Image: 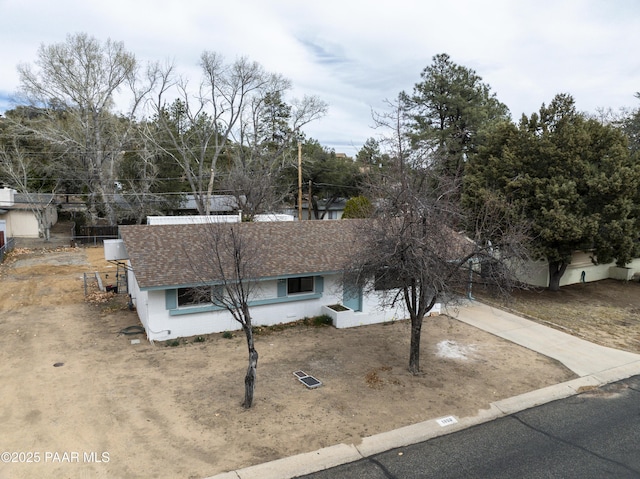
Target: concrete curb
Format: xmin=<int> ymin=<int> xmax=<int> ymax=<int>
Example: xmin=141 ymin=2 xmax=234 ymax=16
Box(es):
xmin=354 ymin=404 xmax=503 ymax=458
xmin=592 ymin=360 xmax=640 ymax=384
xmin=214 ymin=443 xmax=362 ymax=479
xmin=491 ymin=377 xmax=597 ymax=415
xmin=206 ymin=364 xmax=640 ymax=479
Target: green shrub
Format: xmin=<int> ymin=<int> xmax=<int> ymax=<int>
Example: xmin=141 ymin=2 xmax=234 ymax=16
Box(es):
xmin=313 ymin=314 xmax=333 ymax=326
xmin=342 ymin=195 xmax=373 ymax=219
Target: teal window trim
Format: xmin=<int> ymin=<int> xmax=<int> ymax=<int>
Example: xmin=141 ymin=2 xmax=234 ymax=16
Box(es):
xmin=169 ymin=303 xmax=225 ymax=316
xmin=167 ymin=284 xmax=227 ymax=314
xmin=142 ymin=271 xmax=342 ymax=293
xmin=165 ymin=290 xmax=177 ymax=309
xmin=168 ymin=292 xmax=323 ymax=316
xmin=166 ymin=276 xmax=324 ymax=317
xmin=277 ymin=279 xmax=287 ymax=297
xmin=249 ymin=292 xmax=322 ymax=307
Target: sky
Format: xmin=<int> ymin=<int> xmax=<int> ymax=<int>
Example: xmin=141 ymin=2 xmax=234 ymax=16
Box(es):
xmin=1 ymin=0 xmax=639 ymax=155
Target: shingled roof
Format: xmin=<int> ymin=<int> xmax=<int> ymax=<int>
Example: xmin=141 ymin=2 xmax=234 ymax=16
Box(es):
xmin=119 ymin=219 xmax=365 ymax=290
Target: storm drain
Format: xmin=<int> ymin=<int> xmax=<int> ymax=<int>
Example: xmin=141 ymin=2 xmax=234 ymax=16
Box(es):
xmin=293 ymin=370 xmax=322 ymax=389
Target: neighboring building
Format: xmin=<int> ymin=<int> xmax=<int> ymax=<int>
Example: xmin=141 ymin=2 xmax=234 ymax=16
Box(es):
xmin=285 ymin=198 xmax=348 ymax=221
xmin=0 ymin=187 xmax=58 ymax=238
xmin=146 ymin=213 xmax=243 ymax=225
xmin=0 ymin=219 xmax=7 ymax=252
xmin=0 ymin=219 xmax=14 ymax=263
xmin=145 ymin=213 xmax=294 ymax=225
xmin=169 ymin=194 xmax=241 ymax=216
xmin=114 ymin=219 xmax=407 ymax=341
xmin=0 ymin=219 xmax=6 ymax=245
xmin=519 ymin=251 xmax=640 ymax=287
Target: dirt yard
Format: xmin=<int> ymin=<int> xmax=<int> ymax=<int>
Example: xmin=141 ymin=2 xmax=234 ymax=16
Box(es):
xmin=0 ymin=246 xmax=581 ymax=478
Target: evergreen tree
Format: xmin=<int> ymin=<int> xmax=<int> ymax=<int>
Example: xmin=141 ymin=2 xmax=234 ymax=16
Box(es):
xmin=464 ymin=94 xmax=640 ymax=290
xmin=342 ymin=195 xmax=372 ymax=219
xmin=403 ymin=53 xmax=510 ymax=179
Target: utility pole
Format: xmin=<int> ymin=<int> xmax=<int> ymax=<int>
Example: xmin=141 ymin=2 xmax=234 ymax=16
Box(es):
xmin=298 ymin=140 xmax=302 ymax=221
xmin=308 ymin=180 xmax=312 ymax=220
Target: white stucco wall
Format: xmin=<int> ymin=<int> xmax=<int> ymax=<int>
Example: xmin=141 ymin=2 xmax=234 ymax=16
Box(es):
xmin=129 ymin=273 xmax=408 ymax=342
xmin=146 ymin=214 xmax=242 ymax=225
xmin=343 ymin=284 xmax=407 ymax=328
xmin=520 ymin=252 xmax=640 ymax=288
xmin=3 ymin=210 xmax=39 ymax=237
xmin=0 ymin=207 xmax=57 ymax=238
xmin=127 ymin=269 xmax=150 ymax=333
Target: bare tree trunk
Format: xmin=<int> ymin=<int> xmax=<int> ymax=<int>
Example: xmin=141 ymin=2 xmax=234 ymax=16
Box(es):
xmin=205 ymin=169 xmax=215 ymax=216
xmin=189 ymin=223 xmax=264 ymax=409
xmin=548 ymin=260 xmax=567 ymax=292
xmin=408 ymin=315 xmax=423 ymax=375
xmin=406 ymin=280 xmax=436 ymax=375
xmin=242 ymin=324 xmax=258 ymax=409
xmin=99 ymin=175 xmax=117 ymax=225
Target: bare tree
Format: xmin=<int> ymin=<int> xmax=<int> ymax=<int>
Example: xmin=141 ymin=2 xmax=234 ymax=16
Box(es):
xmin=222 ymin=94 xmax=328 ymax=219
xmin=148 ymin=53 xmax=271 ymax=215
xmin=15 ymin=33 xmax=151 ymax=225
xmin=148 ymin=53 xmax=327 ymax=217
xmin=348 ymin=97 xmax=530 ymax=374
xmin=186 ymin=222 xmax=262 ymax=408
xmin=116 ymin=120 xmax=173 ymax=224
xmin=0 ymin=140 xmax=58 ymax=239
xmin=220 ymin=163 xmax=282 ymax=220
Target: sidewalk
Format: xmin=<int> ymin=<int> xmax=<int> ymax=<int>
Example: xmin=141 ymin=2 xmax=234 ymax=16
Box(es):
xmin=207 ymin=300 xmax=640 ymax=479
xmin=451 ymin=300 xmax=640 ymax=377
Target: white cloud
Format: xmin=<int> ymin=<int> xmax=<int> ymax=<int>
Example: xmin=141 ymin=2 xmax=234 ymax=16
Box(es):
xmin=1 ymin=0 xmax=639 ymax=154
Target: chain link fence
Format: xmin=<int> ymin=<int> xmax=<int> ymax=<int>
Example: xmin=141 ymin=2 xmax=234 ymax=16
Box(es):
xmin=0 ymin=237 xmax=16 ymax=263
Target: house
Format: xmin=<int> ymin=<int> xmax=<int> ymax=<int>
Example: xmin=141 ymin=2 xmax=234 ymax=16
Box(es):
xmin=115 ymin=219 xmax=406 ymax=341
xmin=0 ymin=187 xmax=58 ymax=238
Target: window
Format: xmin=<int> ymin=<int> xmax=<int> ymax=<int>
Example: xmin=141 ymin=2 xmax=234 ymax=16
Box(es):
xmin=287 ymin=276 xmax=314 ymax=294
xmin=177 ymin=286 xmax=212 ymax=307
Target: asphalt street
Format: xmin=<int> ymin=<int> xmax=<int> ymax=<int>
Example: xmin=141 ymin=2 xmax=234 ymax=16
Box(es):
xmin=296 ymin=375 xmax=640 ymax=479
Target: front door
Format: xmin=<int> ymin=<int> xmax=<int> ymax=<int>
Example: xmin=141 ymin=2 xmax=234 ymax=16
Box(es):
xmin=343 ymin=281 xmax=362 ymax=312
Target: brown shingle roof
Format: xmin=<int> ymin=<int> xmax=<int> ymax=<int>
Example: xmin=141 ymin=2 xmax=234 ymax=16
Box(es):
xmin=119 ymin=220 xmax=365 ymax=290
